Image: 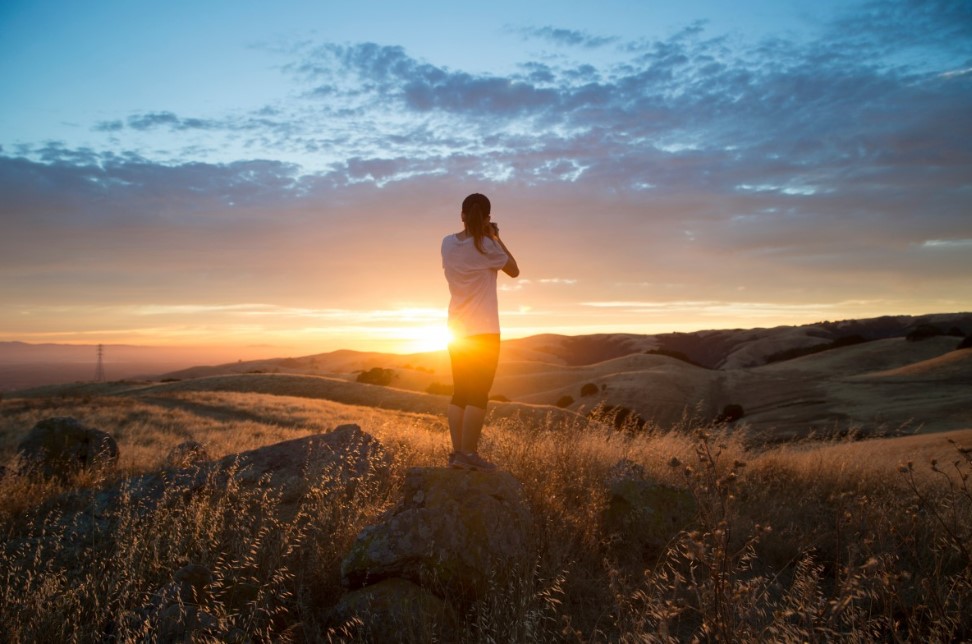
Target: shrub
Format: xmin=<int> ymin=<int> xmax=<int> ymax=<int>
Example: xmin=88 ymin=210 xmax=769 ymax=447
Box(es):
xmin=588 ymin=404 xmax=646 ymax=432
xmin=356 ymin=367 xmax=395 ymax=386
xmin=958 ymin=335 xmax=972 ymax=350
xmin=580 ymin=383 xmax=599 ymax=397
xmin=716 ymin=403 xmax=745 ymax=423
xmin=906 ymin=324 xmax=943 ymax=342
xmin=425 ymin=382 xmax=453 ymax=396
xmin=555 ymin=395 xmax=574 ymax=408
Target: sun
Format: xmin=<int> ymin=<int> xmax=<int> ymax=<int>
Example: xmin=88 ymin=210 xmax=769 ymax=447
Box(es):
xmin=400 ymin=324 xmax=454 ymax=353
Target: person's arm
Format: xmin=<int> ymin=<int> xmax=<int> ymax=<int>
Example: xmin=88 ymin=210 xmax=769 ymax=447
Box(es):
xmin=493 ymin=234 xmax=519 ymax=278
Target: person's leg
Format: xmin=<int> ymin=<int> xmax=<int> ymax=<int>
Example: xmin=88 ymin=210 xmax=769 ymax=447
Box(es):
xmin=459 ymin=405 xmax=486 ymax=453
xmin=448 ymin=334 xmax=500 ymax=470
xmin=457 ymin=335 xmax=500 ymax=465
xmin=448 ymin=337 xmax=472 ymax=457
xmin=447 ymin=404 xmax=464 ymax=452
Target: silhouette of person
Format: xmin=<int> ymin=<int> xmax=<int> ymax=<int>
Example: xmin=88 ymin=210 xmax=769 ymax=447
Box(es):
xmin=441 ymin=193 xmax=519 ymax=471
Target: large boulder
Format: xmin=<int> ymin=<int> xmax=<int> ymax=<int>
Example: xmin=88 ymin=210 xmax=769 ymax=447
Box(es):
xmin=327 ymin=577 xmax=457 ymax=641
xmin=37 ymin=424 xmax=390 ymax=559
xmin=118 ymin=424 xmax=390 ymax=524
xmin=602 ymin=459 xmax=697 ymax=559
xmin=341 ymin=467 xmax=533 ymax=599
xmin=17 ymin=416 xmax=119 ymax=480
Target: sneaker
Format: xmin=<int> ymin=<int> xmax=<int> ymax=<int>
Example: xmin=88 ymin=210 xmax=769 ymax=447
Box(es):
xmin=448 ymin=451 xmax=462 ymax=469
xmin=453 ymin=451 xmax=497 ymax=472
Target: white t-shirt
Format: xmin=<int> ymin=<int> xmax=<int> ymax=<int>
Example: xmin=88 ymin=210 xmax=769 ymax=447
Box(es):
xmin=441 ymin=234 xmax=509 ymax=337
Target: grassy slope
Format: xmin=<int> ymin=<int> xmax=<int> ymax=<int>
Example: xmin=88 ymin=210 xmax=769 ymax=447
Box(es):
xmin=1 ymin=383 xmax=970 ymax=641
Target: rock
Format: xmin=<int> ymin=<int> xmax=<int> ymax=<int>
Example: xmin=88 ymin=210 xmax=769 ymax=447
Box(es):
xmin=328 ymin=578 xmax=457 ymax=642
xmin=341 ymin=467 xmax=533 ymax=599
xmin=165 ymin=440 xmax=209 ymax=468
xmin=24 ymin=424 xmax=391 ymax=570
xmin=603 ymin=462 xmax=697 ymax=558
xmin=211 ymin=423 xmax=390 ymax=519
xmin=16 ymin=416 xmax=119 ymax=480
xmin=606 ymin=458 xmax=646 ymax=485
xmin=105 ymin=423 xmax=390 ymax=523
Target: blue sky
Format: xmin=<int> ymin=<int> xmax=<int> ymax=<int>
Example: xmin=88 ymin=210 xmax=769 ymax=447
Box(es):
xmin=1 ymin=0 xmax=971 ymax=354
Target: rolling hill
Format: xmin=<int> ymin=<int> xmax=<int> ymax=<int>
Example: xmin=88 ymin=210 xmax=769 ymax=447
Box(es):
xmin=8 ymin=313 xmax=971 ymax=443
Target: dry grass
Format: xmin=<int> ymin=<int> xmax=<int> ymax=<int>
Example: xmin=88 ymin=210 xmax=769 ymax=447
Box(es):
xmin=1 ymin=389 xmax=970 ymax=642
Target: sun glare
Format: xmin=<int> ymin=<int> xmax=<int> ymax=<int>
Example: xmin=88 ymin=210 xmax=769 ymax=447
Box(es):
xmin=400 ymin=324 xmax=454 ymax=353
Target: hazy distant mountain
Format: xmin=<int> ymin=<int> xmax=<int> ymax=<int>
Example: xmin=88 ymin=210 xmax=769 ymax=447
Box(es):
xmin=0 ymin=342 xmax=263 ymax=391
xmin=11 ymin=312 xmax=972 ymax=442
xmin=6 ymin=313 xmax=970 ymax=398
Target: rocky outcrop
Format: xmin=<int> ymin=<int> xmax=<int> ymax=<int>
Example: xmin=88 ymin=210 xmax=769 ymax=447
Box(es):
xmin=341 ymin=467 xmax=534 ymax=599
xmin=331 ymin=467 xmax=534 ymax=638
xmin=164 ymin=440 xmax=209 ymax=468
xmin=16 ymin=416 xmax=119 ymax=480
xmin=114 ymin=423 xmax=390 ymax=522
xmin=19 ymin=424 xmax=391 ymax=567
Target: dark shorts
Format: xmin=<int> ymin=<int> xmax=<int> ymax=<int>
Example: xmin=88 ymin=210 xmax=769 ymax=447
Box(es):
xmin=448 ymin=333 xmax=500 ymax=409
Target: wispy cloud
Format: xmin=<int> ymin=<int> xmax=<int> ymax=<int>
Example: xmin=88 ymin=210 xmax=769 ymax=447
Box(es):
xmin=514 ymin=26 xmax=618 ymax=49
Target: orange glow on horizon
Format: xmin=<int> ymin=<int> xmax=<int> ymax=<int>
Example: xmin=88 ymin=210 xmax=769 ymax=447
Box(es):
xmin=5 ymin=300 xmax=967 ymax=359
xmin=396 ymin=324 xmax=455 ymax=354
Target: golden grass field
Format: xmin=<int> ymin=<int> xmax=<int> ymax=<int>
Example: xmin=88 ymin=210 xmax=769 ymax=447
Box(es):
xmin=1 ymin=330 xmax=970 ymax=641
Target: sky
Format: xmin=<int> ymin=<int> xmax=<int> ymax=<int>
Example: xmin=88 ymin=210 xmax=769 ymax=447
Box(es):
xmin=1 ymin=0 xmax=971 ymax=357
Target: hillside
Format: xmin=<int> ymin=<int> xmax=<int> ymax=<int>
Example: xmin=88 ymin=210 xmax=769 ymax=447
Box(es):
xmin=8 ymin=313 xmax=971 ymax=442
xmin=1 ymin=376 xmax=970 ymax=641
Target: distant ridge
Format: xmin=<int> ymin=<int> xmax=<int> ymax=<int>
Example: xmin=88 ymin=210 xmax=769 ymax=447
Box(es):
xmin=11 ymin=319 xmax=971 ymax=442
xmin=4 ymin=313 xmax=970 ymax=393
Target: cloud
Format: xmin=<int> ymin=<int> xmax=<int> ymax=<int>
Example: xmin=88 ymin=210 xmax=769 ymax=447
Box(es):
xmin=516 ymin=26 xmax=618 ymax=49
xmin=830 ymin=0 xmax=972 ymax=63
xmin=2 ymin=0 xmax=970 ymax=334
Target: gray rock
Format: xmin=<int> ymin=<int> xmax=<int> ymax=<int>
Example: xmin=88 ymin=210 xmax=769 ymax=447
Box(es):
xmin=16 ymin=416 xmax=119 ymax=480
xmin=328 ymin=577 xmax=457 ymax=642
xmin=341 ymin=467 xmax=533 ymax=599
xmin=26 ymin=424 xmax=391 ymax=566
xmin=606 ymin=457 xmax=646 ymax=485
xmin=165 ymin=440 xmax=209 ymax=468
xmin=109 ymin=423 xmax=390 ymax=522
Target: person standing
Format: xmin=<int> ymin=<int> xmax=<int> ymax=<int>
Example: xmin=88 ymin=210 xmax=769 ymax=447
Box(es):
xmin=441 ymin=193 xmax=520 ymax=471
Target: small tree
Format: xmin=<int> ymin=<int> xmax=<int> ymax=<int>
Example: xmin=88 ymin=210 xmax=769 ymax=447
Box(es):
xmin=716 ymin=403 xmax=745 ymax=424
xmin=556 ymin=395 xmax=574 ymax=408
xmin=580 ymin=382 xmax=599 ymax=397
xmin=356 ymin=367 xmax=395 ymax=386
xmin=906 ymin=324 xmax=942 ymax=342
xmin=426 ymin=382 xmax=453 ymax=396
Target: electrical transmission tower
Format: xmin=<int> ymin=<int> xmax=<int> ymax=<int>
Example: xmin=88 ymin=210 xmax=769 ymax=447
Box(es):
xmin=95 ymin=344 xmax=105 ymax=383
